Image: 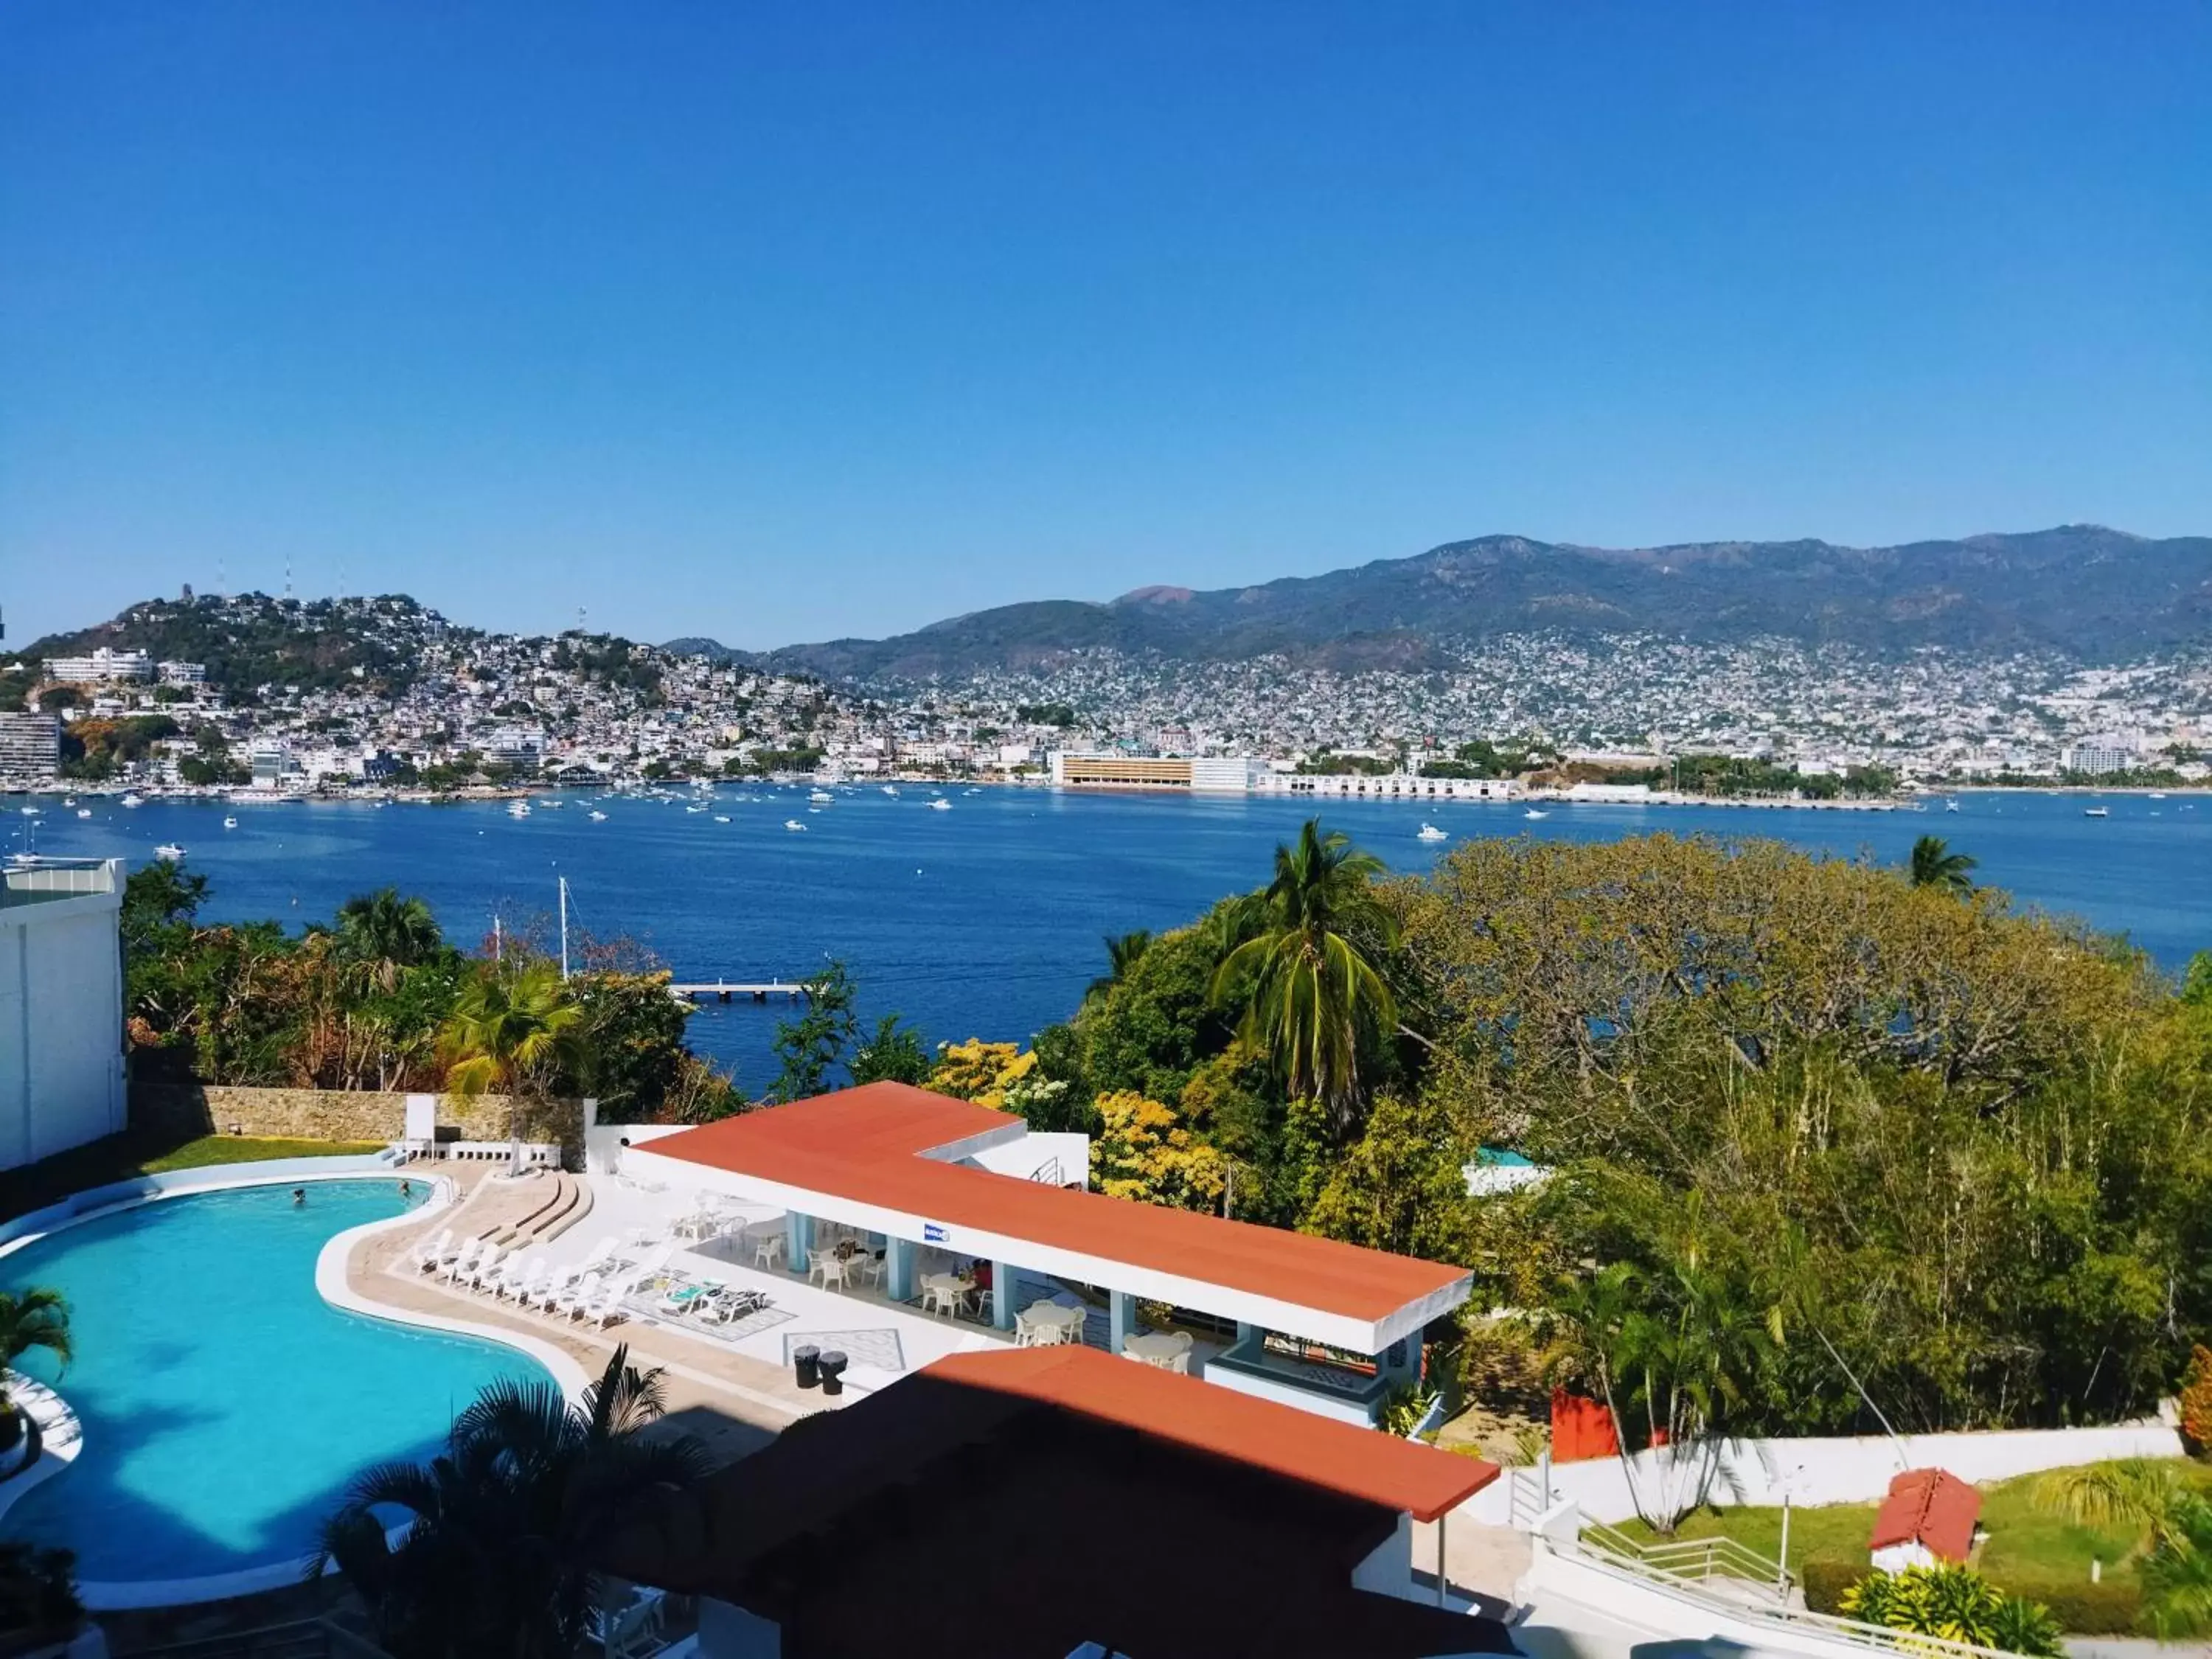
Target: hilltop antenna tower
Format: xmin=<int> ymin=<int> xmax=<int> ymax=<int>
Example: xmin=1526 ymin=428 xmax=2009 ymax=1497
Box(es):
xmin=284 ymin=557 xmax=293 ymax=602
xmin=577 ymin=605 xmax=587 ymax=636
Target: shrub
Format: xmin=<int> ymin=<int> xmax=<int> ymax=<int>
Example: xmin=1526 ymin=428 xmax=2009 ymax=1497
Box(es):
xmin=1801 ymin=1555 xmax=1860 ymax=1615
xmin=1983 ymin=1575 xmax=2143 ymax=1638
xmin=2180 ymin=1344 xmax=2212 ymax=1457
xmin=1838 ymin=1565 xmax=2064 ymax=1657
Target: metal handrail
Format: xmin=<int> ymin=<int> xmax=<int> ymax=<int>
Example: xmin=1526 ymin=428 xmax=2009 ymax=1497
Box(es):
xmin=1560 ymin=1534 xmax=2032 ymax=1659
xmin=1582 ymin=1515 xmax=1790 ymax=1593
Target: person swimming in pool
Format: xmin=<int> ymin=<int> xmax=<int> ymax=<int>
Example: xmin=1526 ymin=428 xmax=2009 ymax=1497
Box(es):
xmin=291 ymin=1188 xmax=305 ymax=1206
xmin=399 ymin=1180 xmax=412 ymax=1200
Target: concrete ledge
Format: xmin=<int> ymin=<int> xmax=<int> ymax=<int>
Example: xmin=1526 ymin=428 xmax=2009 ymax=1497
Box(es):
xmin=0 ymin=1373 xmax=84 ymax=1526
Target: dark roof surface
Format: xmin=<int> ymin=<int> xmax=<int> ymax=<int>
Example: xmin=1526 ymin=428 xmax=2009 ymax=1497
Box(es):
xmin=611 ymin=1348 xmax=1510 ymax=1659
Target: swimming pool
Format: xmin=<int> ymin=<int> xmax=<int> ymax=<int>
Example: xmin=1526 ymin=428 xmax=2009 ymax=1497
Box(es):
xmin=0 ymin=1179 xmax=550 ymax=1587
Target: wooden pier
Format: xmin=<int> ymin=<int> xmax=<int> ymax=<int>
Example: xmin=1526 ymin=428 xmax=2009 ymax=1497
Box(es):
xmin=668 ymin=979 xmax=810 ymax=1003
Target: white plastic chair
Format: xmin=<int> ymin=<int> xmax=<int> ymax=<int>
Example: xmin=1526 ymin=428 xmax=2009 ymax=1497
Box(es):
xmin=498 ymin=1254 xmax=549 ymax=1303
xmin=463 ymin=1245 xmax=508 ymax=1293
xmin=753 ymin=1232 xmax=785 ymax=1270
xmin=411 ymin=1228 xmax=453 ymax=1271
xmin=554 ymin=1272 xmax=604 ymax=1321
xmin=810 ymin=1250 xmax=850 ymax=1293
xmin=439 ymin=1238 xmax=485 ymax=1284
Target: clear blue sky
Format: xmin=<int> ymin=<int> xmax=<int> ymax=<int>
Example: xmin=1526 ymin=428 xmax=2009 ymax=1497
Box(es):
xmin=4 ymin=2 xmax=2207 ymax=649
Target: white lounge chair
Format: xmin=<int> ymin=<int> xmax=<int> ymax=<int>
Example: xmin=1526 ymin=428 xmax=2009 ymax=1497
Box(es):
xmin=554 ymin=1273 xmax=605 ymax=1321
xmin=498 ymin=1253 xmax=549 ymax=1303
xmin=525 ymin=1266 xmax=576 ymax=1312
xmin=411 ymin=1228 xmax=454 ymax=1271
xmin=582 ymin=1281 xmax=628 ymax=1329
xmin=463 ymin=1245 xmax=508 ymax=1293
xmin=440 ymin=1238 xmax=486 ymax=1284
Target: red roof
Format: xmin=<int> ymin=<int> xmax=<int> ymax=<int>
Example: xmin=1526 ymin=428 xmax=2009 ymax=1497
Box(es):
xmin=640 ymin=1082 xmax=1470 ymax=1327
xmin=1869 ymin=1467 xmax=1981 ymax=1562
xmin=927 ymin=1343 xmax=1498 ymax=1521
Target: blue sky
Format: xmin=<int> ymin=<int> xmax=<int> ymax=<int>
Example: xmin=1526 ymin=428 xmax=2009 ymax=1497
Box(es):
xmin=4 ymin=2 xmax=2207 ymax=648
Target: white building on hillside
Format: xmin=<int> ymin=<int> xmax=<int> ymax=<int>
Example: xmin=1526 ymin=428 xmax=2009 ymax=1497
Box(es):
xmin=0 ymin=712 xmax=61 ymax=781
xmin=0 ymin=859 xmax=127 ymax=1169
xmin=42 ymin=647 xmax=153 ymax=684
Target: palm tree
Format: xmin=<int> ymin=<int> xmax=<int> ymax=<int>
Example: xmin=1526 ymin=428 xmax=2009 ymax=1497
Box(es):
xmin=1908 ymin=835 xmax=1977 ymax=893
xmin=1084 ymin=930 xmax=1153 ymax=1003
xmin=1208 ymin=819 xmax=1399 ymax=1126
xmin=0 ymin=1290 xmax=72 ymax=1453
xmin=2034 ymin=1459 xmax=2212 ymax=1637
xmin=439 ymin=959 xmax=584 ymax=1174
xmin=337 ymin=888 xmax=445 ymax=989
xmin=311 ymin=1344 xmax=709 ymax=1659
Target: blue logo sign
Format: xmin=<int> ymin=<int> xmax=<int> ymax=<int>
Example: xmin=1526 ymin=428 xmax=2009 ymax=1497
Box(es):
xmin=923 ymin=1222 xmax=950 ymax=1245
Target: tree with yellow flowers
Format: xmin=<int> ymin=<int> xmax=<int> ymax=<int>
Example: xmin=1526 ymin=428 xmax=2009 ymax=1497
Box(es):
xmin=1090 ymin=1091 xmax=1228 ymax=1213
xmin=928 ymin=1038 xmax=1037 ymax=1108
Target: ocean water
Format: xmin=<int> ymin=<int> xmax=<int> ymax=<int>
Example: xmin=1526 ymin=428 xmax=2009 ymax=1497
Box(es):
xmin=0 ymin=1180 xmax=547 ymax=1584
xmin=10 ymin=785 xmax=2208 ymax=1092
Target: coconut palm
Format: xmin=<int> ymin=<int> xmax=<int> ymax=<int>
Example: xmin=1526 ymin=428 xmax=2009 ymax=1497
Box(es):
xmin=2034 ymin=1459 xmax=2212 ymax=1638
xmin=1908 ymin=835 xmax=1977 ymax=893
xmin=1208 ymin=820 xmax=1398 ymax=1124
xmin=0 ymin=1290 xmax=72 ymax=1453
xmin=337 ymin=888 xmax=445 ymax=989
xmin=1084 ymin=930 xmax=1154 ymax=1003
xmin=438 ymin=958 xmax=584 ymax=1172
xmin=310 ymin=1343 xmax=709 ymax=1659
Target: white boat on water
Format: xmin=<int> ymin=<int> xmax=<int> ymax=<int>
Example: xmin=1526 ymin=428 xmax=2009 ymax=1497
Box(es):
xmin=928 ymin=798 xmax=951 ymax=811
xmin=1524 ymin=809 xmax=1550 ymax=820
xmin=785 ymin=818 xmax=807 ymax=832
xmin=686 ymin=804 xmax=707 ymax=814
xmin=155 ymin=844 xmax=186 ymax=861
xmin=507 ymin=801 xmax=532 ymax=818
xmin=2084 ymin=806 xmax=2110 ymax=818
xmin=76 ymin=808 xmax=92 ymax=819
xmin=2149 ymin=791 xmax=2168 ymax=800
xmin=714 ymin=814 xmax=730 ymax=823
xmin=588 ymin=810 xmax=608 ymax=822
xmin=223 ymin=816 xmax=239 ymax=830
xmin=882 ymin=785 xmax=900 ymax=797
xmin=120 ymin=793 xmax=145 ymax=809
xmin=1945 ymin=799 xmax=1961 ymax=813
xmin=810 ymin=789 xmax=834 ymax=804
xmin=16 ymin=806 xmax=37 ymax=817
xmin=1416 ymin=823 xmax=1447 ymax=841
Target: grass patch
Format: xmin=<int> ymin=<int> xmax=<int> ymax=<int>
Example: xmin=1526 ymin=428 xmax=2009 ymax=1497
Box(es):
xmin=1614 ymin=1461 xmax=2212 ymax=1599
xmin=0 ymin=1127 xmax=386 ymax=1222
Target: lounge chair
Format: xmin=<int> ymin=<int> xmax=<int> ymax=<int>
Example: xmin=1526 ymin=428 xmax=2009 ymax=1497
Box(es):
xmin=439 ymin=1238 xmax=486 ymax=1284
xmin=497 ymin=1253 xmax=548 ymax=1303
xmin=697 ymin=1288 xmax=768 ymax=1329
xmin=526 ymin=1265 xmax=579 ymax=1312
xmin=554 ymin=1273 xmax=604 ymax=1321
xmin=582 ymin=1281 xmax=628 ymax=1329
xmin=463 ymin=1245 xmax=508 ymax=1293
xmin=411 ymin=1228 xmax=454 ymax=1271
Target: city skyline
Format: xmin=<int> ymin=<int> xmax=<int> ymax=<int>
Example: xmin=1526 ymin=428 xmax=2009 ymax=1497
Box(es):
xmin=7 ymin=3 xmax=2210 ymax=646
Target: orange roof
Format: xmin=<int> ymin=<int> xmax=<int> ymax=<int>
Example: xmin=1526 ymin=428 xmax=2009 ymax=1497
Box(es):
xmin=641 ymin=1082 xmax=1470 ymax=1327
xmin=1869 ymin=1467 xmax=1981 ymax=1562
xmin=927 ymin=1343 xmax=1498 ymax=1521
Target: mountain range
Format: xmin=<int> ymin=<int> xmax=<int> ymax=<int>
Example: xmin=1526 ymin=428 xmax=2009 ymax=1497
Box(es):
xmin=669 ymin=526 xmax=2212 ymax=683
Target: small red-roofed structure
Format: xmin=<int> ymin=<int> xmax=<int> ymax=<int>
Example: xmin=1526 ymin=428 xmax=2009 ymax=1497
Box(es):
xmin=1869 ymin=1467 xmax=1982 ymax=1572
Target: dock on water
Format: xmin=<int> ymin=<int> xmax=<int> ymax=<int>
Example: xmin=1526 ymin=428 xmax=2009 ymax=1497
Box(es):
xmin=668 ymin=979 xmax=810 ymax=1003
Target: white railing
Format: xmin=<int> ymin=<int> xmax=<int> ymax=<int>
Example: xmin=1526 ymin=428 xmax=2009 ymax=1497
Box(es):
xmin=1027 ymin=1155 xmax=1063 ymax=1184
xmin=1580 ymin=1514 xmax=1790 ymax=1601
xmin=1553 ymin=1529 xmax=2032 ymax=1659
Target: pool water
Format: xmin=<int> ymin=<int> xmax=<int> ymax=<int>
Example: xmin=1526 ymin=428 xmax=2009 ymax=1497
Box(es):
xmin=0 ymin=1180 xmax=549 ymax=1585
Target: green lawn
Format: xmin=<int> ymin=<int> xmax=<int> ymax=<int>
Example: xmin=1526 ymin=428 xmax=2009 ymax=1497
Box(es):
xmin=1615 ymin=1461 xmax=2212 ymax=1588
xmin=0 ymin=1128 xmax=386 ymax=1222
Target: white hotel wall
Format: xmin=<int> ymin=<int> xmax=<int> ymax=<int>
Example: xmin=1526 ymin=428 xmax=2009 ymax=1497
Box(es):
xmin=1458 ymin=1419 xmax=2188 ymax=1527
xmin=0 ymin=883 xmax=127 ymax=1171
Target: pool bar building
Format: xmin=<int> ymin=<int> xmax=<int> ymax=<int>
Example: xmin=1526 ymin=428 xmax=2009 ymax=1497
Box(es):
xmin=621 ymin=1082 xmax=1474 ymax=1424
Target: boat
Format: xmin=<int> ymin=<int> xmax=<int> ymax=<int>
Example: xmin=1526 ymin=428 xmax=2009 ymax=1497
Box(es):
xmin=882 ymin=785 xmax=900 ymax=797
xmin=222 ymin=816 xmax=239 ymax=830
xmin=154 ymin=844 xmax=186 ymax=861
xmin=810 ymin=789 xmax=834 ymax=804
xmin=713 ymin=814 xmax=730 ymax=823
xmin=2084 ymin=806 xmax=2109 ymax=818
xmin=785 ymin=818 xmax=807 ymax=832
xmin=17 ymin=805 xmax=37 ymax=816
xmin=75 ymin=808 xmax=91 ymax=819
xmin=507 ymin=801 xmax=532 ymax=818
xmin=120 ymin=793 xmax=145 ymax=808
xmin=588 ymin=810 xmax=608 ymax=822
xmin=928 ymin=798 xmax=951 ymax=811
xmin=1416 ymin=823 xmax=1447 ymax=841
xmin=1524 ymin=809 xmax=1549 ymax=821
xmin=685 ymin=804 xmax=707 ymax=814
xmin=62 ymin=797 xmax=74 ymax=807
xmin=2149 ymin=791 xmax=2168 ymax=800
xmin=1945 ymin=799 xmax=1961 ymax=813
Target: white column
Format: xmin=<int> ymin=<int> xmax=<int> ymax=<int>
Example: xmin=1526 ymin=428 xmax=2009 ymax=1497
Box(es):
xmin=888 ymin=1236 xmax=917 ymax=1302
xmin=992 ymin=1259 xmax=1017 ymax=1329
xmin=1109 ymin=1289 xmax=1135 ymax=1355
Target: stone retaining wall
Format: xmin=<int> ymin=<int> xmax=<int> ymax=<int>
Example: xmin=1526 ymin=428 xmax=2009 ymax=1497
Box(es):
xmin=133 ymin=1084 xmax=585 ymax=1161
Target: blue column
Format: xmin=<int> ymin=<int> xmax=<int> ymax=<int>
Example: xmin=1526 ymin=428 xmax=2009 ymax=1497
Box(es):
xmin=887 ymin=1237 xmax=917 ymax=1302
xmin=992 ymin=1259 xmax=1017 ymax=1329
xmin=1109 ymin=1289 xmax=1135 ymax=1355
xmin=1235 ymin=1319 xmax=1258 ymax=1350
xmin=785 ymin=1212 xmax=813 ymax=1277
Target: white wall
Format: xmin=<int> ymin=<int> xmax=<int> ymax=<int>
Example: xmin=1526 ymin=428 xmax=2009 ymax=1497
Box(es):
xmin=0 ymin=883 xmax=125 ymax=1171
xmin=967 ymin=1130 xmax=1089 ymax=1188
xmin=584 ymin=1119 xmax=692 ymax=1176
xmin=1458 ymin=1419 xmax=2188 ymax=1528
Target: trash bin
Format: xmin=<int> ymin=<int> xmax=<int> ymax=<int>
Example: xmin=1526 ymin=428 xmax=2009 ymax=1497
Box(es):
xmin=817 ymin=1350 xmax=849 ymax=1397
xmin=793 ymin=1343 xmax=821 ymax=1388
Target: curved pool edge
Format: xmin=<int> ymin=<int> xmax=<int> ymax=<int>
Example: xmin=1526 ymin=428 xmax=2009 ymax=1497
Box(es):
xmin=0 ymin=1164 xmax=585 ymax=1613
xmin=0 ymin=1374 xmax=86 ymax=1527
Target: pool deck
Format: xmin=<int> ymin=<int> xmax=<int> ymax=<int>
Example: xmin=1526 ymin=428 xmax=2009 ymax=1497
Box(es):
xmin=344 ymin=1166 xmax=987 ymax=1461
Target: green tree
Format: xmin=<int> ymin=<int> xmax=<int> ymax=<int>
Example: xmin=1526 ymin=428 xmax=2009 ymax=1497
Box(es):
xmin=311 ymin=1344 xmax=709 ymax=1659
xmin=1210 ymin=819 xmax=1400 ymax=1127
xmin=335 ymin=888 xmax=445 ymax=988
xmin=1303 ymin=1090 xmax=1472 ymax=1260
xmin=766 ymin=960 xmax=860 ymax=1102
xmin=439 ymin=959 xmax=584 ymax=1166
xmin=1909 ymin=834 xmax=1978 ymax=892
xmin=849 ymin=1013 xmax=933 ymax=1085
xmin=1085 ymin=930 xmax=1154 ymax=1004
xmin=0 ymin=1290 xmax=72 ymax=1454
xmin=1840 ymin=1565 xmax=2062 ymax=1657
xmin=119 ymin=860 xmax=207 ymax=950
